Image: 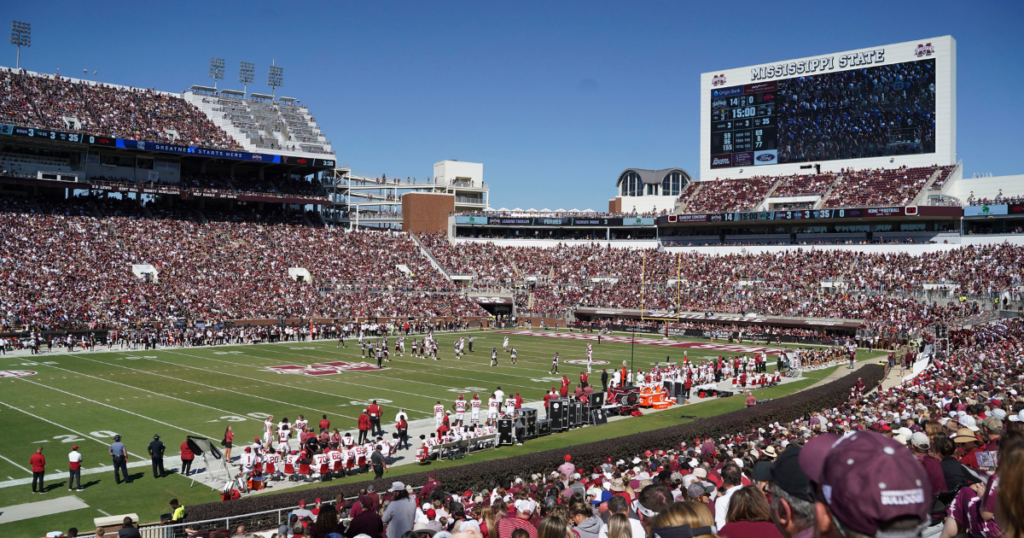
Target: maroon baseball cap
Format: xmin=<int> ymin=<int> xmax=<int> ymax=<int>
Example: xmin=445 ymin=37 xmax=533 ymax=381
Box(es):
xmin=799 ymin=431 xmax=930 ymax=537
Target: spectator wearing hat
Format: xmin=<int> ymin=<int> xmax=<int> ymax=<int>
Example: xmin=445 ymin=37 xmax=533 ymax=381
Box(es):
xmin=383 ymin=481 xmax=417 ymax=538
xmin=148 ymin=434 xmax=166 ymax=478
xmin=109 ymin=435 xmax=130 ymax=484
xmin=798 ymin=431 xmax=932 ymax=538
xmin=953 ymin=428 xmax=984 ymax=469
xmin=980 ymin=416 xmax=1003 ymax=453
xmin=687 ymin=481 xmax=715 ymax=508
xmin=719 ymin=485 xmax=784 ymax=538
xmin=68 ymin=445 xmax=83 ymax=491
xmin=751 ymin=446 xmax=814 ymax=538
xmin=558 ymin=455 xmax=575 ymax=478
xmin=499 ymin=498 xmax=538 ymax=538
xmin=909 ymin=432 xmax=946 ymax=503
xmin=29 ymin=446 xmax=46 ymax=494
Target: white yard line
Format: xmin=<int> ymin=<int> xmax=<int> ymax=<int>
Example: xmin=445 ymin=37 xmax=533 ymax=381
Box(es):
xmin=0 ymin=454 xmax=31 ymax=474
xmin=0 ymin=399 xmax=146 ymax=460
xmin=13 ymin=377 xmax=213 ymax=439
xmin=19 ymin=359 xmax=265 ymax=424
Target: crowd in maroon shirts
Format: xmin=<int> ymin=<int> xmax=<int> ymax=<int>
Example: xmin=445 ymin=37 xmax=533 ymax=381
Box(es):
xmin=264 ymin=319 xmax=1024 ymax=538
xmin=420 ymin=235 xmax=1023 ymax=334
xmin=0 ymin=68 xmax=241 ymax=150
xmin=0 ymin=198 xmax=484 ymax=331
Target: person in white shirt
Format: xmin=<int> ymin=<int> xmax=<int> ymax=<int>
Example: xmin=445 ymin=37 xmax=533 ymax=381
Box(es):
xmin=597 ymin=495 xmax=646 ymax=538
xmin=714 ymin=464 xmax=744 ymax=530
xmin=68 ymin=446 xmax=83 ymax=491
xmin=263 ymin=416 xmax=275 ymax=446
xmin=494 ymin=387 xmax=505 ymax=404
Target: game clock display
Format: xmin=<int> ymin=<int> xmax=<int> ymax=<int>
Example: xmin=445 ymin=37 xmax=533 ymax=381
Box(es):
xmin=710 ymin=58 xmax=936 ymax=169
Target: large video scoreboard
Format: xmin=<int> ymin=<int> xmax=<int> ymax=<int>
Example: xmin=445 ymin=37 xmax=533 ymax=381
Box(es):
xmin=700 ymin=37 xmax=955 ymax=179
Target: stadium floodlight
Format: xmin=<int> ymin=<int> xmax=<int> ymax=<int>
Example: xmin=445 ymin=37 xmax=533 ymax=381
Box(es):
xmin=10 ymin=20 xmax=30 ymax=69
xmin=209 ymin=57 xmax=225 ymax=90
xmin=268 ymin=61 xmax=283 ymax=98
xmin=239 ymin=61 xmax=254 ymax=94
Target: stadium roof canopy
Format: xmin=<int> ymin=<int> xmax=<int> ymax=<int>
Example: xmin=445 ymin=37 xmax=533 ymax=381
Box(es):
xmin=616 ymin=168 xmax=692 ymax=187
xmin=221 ymin=89 xmax=245 ymax=96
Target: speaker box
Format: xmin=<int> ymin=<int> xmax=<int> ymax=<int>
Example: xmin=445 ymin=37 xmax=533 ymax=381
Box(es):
xmin=590 ymin=408 xmax=608 ymax=426
xmin=497 ymin=419 xmax=514 ymax=446
xmin=520 ymin=407 xmax=537 ymax=420
xmin=566 ymin=401 xmax=578 ymax=428
xmin=549 ymin=400 xmax=566 ymax=431
xmin=588 ymin=392 xmax=605 ymax=408
xmin=537 ymin=419 xmax=551 ymax=436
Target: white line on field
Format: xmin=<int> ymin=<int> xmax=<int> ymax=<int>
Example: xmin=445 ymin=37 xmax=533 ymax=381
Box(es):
xmin=162 ymin=350 xmax=437 ymax=415
xmin=13 ymin=377 xmax=213 ymax=439
xmin=0 ymin=399 xmax=147 ymax=461
xmin=0 ymin=453 xmax=31 ymax=474
xmin=19 ymin=360 xmax=266 ymax=424
xmin=67 ymin=353 xmax=351 ymax=419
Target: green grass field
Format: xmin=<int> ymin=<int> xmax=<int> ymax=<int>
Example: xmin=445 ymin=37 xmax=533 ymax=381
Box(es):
xmin=0 ymin=330 xmax=882 ymax=536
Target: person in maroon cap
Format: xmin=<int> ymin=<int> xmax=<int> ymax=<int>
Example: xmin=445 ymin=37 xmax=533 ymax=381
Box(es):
xmin=798 ymin=431 xmax=932 ymax=538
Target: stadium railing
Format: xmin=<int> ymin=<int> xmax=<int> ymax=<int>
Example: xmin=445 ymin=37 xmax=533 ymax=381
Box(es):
xmin=137 ymin=486 xmax=425 ymax=538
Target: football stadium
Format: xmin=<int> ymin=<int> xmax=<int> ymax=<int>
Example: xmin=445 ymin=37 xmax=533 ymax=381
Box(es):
xmin=1 ymin=8 xmax=1024 ymax=538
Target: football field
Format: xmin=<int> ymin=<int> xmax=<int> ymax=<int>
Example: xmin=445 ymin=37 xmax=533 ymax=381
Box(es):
xmin=0 ymin=329 xmax=880 ymax=535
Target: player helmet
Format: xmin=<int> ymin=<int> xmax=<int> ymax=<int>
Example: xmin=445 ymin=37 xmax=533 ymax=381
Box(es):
xmin=474 ymin=394 xmax=479 ymax=398
xmin=458 ymin=394 xmax=464 ymax=399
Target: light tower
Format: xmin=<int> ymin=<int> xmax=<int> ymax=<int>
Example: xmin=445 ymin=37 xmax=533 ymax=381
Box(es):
xmin=268 ymin=60 xmax=283 ymax=99
xmin=10 ymin=20 xmax=30 ymax=69
xmin=239 ymin=61 xmax=254 ymax=94
xmin=209 ymin=57 xmax=225 ymax=90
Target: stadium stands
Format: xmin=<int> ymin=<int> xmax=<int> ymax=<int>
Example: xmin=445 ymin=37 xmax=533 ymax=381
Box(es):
xmin=0 ymin=68 xmax=242 ymax=150
xmin=194 ymin=93 xmax=331 ymax=154
xmin=769 ymin=173 xmax=837 ymax=197
xmin=175 ymin=318 xmax=1024 ymax=537
xmin=681 ymin=177 xmax=775 ymax=213
xmin=417 ymin=235 xmax=1024 ymax=333
xmin=0 ymin=198 xmax=484 ymax=330
xmin=822 ymin=165 xmax=937 ymax=208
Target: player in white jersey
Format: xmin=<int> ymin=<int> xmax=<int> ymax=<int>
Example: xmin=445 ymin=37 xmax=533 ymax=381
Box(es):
xmin=550 ymin=352 xmax=560 ymax=374
xmin=487 ymin=394 xmax=500 ymax=425
xmin=277 ymin=437 xmax=290 ymax=455
xmin=313 ymin=451 xmax=331 ymax=478
xmin=510 ymin=347 xmax=518 ymax=365
xmin=263 ymin=415 xmax=275 ymax=446
xmin=294 ymin=415 xmax=308 ymax=433
xmin=453 ymin=394 xmax=467 ymax=426
xmin=586 ymin=344 xmax=594 ymax=373
xmin=490 ymin=347 xmax=498 ymax=367
xmin=504 ymin=397 xmax=516 ymax=417
xmin=503 ymin=336 xmax=509 ymax=352
xmin=433 ymin=400 xmax=445 ymax=428
xmin=470 ymin=394 xmax=482 ymax=425
xmin=278 ymin=418 xmax=292 ymax=440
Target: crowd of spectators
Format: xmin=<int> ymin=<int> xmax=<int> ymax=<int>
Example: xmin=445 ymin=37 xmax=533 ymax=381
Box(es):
xmin=677 ymin=178 xmax=776 ymax=214
xmin=670 ymin=164 xmax=949 ymax=215
xmin=0 ymin=197 xmax=485 ymax=331
xmin=823 ymin=165 xmax=937 ymax=208
xmin=419 ymin=236 xmax=1024 ymax=335
xmin=209 ymin=318 xmax=1024 ymax=538
xmin=776 ymin=60 xmax=936 ymax=163
xmin=0 ymin=68 xmax=242 ymax=150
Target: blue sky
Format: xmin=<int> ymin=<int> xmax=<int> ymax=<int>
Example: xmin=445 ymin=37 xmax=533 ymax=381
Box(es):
xmin=6 ymin=1 xmax=1023 ymax=209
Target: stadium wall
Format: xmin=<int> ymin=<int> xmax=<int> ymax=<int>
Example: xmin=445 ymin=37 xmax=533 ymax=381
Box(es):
xmin=663 ymin=235 xmax=1024 ymax=256
xmin=700 ymin=36 xmax=955 ymax=180
xmin=402 ymin=192 xmax=455 ymax=233
xmin=952 ymin=174 xmax=1024 ymax=200
xmin=451 ymin=238 xmax=661 ymax=249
